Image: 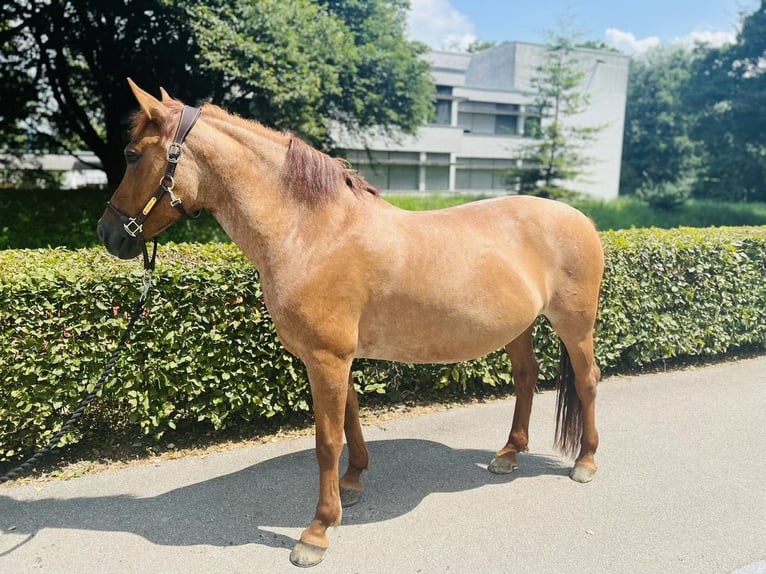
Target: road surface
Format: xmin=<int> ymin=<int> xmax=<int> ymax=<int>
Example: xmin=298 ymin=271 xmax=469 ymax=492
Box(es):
xmin=2 ymin=357 xmax=765 ymax=573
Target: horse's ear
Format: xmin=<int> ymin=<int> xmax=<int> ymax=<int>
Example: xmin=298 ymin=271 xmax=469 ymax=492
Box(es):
xmin=127 ymin=78 xmax=168 ymax=123
xmin=159 ymin=87 xmax=173 ymax=103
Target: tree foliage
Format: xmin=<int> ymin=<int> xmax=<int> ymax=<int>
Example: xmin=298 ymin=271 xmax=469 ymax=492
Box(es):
xmin=620 ymin=1 xmax=766 ymax=202
xmin=685 ymin=0 xmax=766 ymax=201
xmin=620 ymin=44 xmax=699 ymax=196
xmin=509 ymin=29 xmax=604 ymax=198
xmin=319 ymin=0 xmax=434 ymax=142
xmin=1 ymin=0 xmax=211 ymax=186
xmin=185 ymin=0 xmax=432 ymax=147
xmin=0 ymin=5 xmax=38 ymax=151
xmin=184 ymin=0 xmax=348 ymax=143
xmin=0 ymin=0 xmax=433 ymax=186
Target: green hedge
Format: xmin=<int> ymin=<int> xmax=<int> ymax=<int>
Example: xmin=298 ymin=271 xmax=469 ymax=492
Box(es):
xmin=0 ymin=188 xmax=228 ymax=250
xmin=2 ymin=227 xmax=766 ymax=461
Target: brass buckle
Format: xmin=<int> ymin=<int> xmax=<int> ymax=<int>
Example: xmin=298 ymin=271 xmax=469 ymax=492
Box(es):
xmin=166 ymin=142 xmax=183 ymax=163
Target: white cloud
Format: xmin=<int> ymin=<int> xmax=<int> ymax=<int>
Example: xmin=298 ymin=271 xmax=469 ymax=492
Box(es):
xmin=406 ymin=0 xmax=477 ymax=51
xmin=605 ymin=28 xmax=661 ymax=55
xmin=675 ymin=29 xmax=736 ymax=48
xmin=606 ymin=27 xmax=737 ymax=57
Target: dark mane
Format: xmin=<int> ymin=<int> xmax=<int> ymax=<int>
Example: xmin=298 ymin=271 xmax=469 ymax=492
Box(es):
xmin=284 ymin=138 xmax=379 ymax=204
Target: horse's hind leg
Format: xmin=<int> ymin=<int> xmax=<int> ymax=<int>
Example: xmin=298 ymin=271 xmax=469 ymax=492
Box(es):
xmin=340 ymin=371 xmax=368 ymax=507
xmin=550 ymin=314 xmax=601 ymax=483
xmin=489 ymin=324 xmax=539 ymax=474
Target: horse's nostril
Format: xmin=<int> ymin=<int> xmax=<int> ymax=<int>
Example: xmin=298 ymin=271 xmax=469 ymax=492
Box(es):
xmin=95 ymin=216 xmax=139 ymax=259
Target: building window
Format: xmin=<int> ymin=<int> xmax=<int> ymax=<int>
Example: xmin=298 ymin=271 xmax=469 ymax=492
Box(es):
xmin=524 ymin=116 xmax=541 ymax=137
xmin=495 ymin=115 xmax=518 ymax=135
xmin=361 ymin=165 xmax=420 ymax=190
xmin=455 ymin=157 xmax=516 ymax=191
xmin=425 ymin=166 xmax=449 ymax=190
xmin=344 ymin=150 xmax=419 ymax=166
xmin=496 ymin=103 xmax=520 ymax=114
xmin=456 ymin=169 xmax=512 ymax=190
xmin=460 ymin=101 xmax=499 ymax=113
xmin=425 ymin=153 xmax=450 ymax=165
xmin=523 ymin=106 xmax=542 ymax=138
xmin=458 ymin=157 xmax=517 ymax=170
xmin=458 ymin=101 xmax=521 ymax=136
xmin=432 ymin=85 xmax=454 ymax=126
xmin=388 ymin=165 xmax=419 ymax=190
xmin=458 ymin=112 xmax=495 ymax=134
xmin=434 ymin=100 xmax=452 ymax=125
xmin=344 ymin=150 xmax=420 ymax=190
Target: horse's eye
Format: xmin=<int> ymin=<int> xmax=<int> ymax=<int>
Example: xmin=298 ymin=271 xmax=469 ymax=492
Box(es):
xmin=124 ymin=149 xmax=141 ymax=165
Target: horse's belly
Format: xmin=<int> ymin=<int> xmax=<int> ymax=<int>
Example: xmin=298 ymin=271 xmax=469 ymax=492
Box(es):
xmin=355 ymin=298 xmax=538 ymax=363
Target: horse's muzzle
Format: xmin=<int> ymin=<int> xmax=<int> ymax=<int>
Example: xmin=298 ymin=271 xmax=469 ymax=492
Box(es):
xmin=97 ymin=214 xmax=144 ymax=259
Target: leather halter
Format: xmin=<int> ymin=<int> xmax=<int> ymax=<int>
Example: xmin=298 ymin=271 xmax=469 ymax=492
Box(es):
xmin=107 ymin=105 xmax=202 ymax=238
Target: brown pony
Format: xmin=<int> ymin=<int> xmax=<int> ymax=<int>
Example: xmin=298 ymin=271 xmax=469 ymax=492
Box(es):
xmin=98 ymin=80 xmax=604 ymax=567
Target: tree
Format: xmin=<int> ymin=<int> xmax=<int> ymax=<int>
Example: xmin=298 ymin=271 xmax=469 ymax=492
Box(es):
xmin=465 ymin=39 xmax=497 ymax=53
xmin=509 ymin=29 xmax=604 ymax=198
xmin=186 ymin=0 xmax=433 ymax=147
xmin=319 ymin=0 xmax=434 ymax=144
xmin=1 ymin=0 xmax=216 ymax=187
xmin=618 ymin=2 xmax=766 ymax=202
xmin=577 ymin=39 xmax=621 ymax=53
xmin=684 ymin=0 xmax=766 ymax=201
xmin=0 ymin=4 xmax=38 ymax=152
xmin=0 ymin=0 xmax=433 ymax=187
xmin=619 ymin=44 xmax=700 ymax=196
xmin=183 ymin=0 xmax=350 ymax=144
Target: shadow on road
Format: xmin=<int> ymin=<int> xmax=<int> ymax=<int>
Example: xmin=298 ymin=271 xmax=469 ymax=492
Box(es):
xmin=0 ymin=439 xmax=569 ymax=554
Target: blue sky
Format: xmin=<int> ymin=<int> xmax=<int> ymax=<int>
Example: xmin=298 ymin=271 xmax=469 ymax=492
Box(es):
xmin=406 ymin=0 xmax=760 ymax=54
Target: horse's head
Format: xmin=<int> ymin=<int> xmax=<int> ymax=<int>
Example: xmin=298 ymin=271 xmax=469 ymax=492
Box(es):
xmin=97 ymin=79 xmax=202 ymax=259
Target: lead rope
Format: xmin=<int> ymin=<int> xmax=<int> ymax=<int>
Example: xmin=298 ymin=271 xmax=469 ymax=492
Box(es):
xmin=0 ymin=238 xmax=158 ymax=485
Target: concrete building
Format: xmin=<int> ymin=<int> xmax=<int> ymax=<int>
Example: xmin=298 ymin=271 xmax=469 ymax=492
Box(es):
xmin=1 ymin=152 xmax=107 ymax=188
xmin=338 ymin=42 xmax=630 ymax=199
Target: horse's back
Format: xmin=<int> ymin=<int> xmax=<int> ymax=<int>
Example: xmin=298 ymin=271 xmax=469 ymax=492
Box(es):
xmin=385 ymin=195 xmax=603 ymax=291
xmin=448 ymin=195 xmax=603 ymax=278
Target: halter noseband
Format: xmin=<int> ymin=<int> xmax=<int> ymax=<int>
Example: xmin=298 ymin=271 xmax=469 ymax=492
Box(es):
xmin=108 ymin=105 xmax=202 ymax=238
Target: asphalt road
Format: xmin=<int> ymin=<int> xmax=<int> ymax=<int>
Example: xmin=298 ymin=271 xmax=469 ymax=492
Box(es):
xmin=2 ymin=357 xmax=765 ymax=574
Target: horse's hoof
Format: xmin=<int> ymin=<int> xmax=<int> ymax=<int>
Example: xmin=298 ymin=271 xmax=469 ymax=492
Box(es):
xmin=340 ymin=485 xmax=363 ymax=507
xmin=488 ymin=455 xmax=518 ymax=475
xmin=290 ymin=541 xmax=328 ymax=568
xmin=570 ymin=463 xmax=597 ymax=483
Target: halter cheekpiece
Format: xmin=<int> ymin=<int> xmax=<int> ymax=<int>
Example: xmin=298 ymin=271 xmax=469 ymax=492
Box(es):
xmin=108 ymin=105 xmax=202 ymax=238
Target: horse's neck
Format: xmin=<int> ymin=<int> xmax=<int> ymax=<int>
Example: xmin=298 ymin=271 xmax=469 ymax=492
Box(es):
xmin=195 ymin=116 xmax=346 ymax=274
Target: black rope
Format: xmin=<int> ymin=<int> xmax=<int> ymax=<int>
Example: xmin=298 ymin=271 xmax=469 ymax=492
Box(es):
xmin=0 ymin=239 xmax=158 ymax=485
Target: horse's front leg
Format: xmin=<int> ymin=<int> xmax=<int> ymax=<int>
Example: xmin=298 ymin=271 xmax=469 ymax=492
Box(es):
xmin=340 ymin=371 xmax=369 ymax=507
xmin=290 ymin=354 xmax=351 ymax=568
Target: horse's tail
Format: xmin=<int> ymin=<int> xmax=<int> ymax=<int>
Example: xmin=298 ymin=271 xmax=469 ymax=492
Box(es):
xmin=554 ymin=342 xmax=582 ymax=458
